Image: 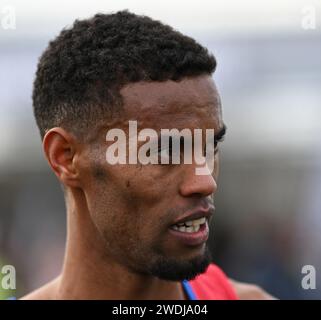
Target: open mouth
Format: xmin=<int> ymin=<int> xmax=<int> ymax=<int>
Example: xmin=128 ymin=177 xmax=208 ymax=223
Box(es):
xmin=168 ymin=216 xmax=209 ymax=246
xmin=170 ymin=217 xmax=206 ymax=233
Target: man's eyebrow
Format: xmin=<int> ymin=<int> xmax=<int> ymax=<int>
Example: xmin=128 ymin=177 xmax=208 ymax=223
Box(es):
xmin=214 ymin=124 xmax=227 ymax=140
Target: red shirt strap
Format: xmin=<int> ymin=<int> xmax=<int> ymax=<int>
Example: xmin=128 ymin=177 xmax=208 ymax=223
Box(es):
xmin=189 ymin=263 xmax=238 ymax=300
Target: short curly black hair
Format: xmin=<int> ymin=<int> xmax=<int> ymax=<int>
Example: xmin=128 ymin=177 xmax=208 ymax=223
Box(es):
xmin=33 ymin=10 xmax=216 ymax=140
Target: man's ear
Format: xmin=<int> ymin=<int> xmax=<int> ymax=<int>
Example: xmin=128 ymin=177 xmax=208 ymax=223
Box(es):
xmin=43 ymin=127 xmax=81 ymax=188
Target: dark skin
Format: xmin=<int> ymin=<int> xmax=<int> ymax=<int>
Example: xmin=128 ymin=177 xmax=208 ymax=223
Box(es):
xmin=22 ymin=74 xmax=274 ymax=300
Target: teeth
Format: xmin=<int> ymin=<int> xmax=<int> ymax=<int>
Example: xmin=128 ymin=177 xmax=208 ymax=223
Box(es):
xmin=193 ymin=217 xmax=206 ymax=226
xmin=193 ymin=224 xmax=200 ymax=232
xmin=178 ymin=226 xmax=186 ymax=232
xmin=173 ymin=217 xmax=206 ymax=233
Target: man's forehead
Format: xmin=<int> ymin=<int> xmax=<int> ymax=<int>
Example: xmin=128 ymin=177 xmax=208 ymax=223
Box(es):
xmin=121 ymin=75 xmax=220 ymax=109
xmin=119 ymin=75 xmax=222 ymax=129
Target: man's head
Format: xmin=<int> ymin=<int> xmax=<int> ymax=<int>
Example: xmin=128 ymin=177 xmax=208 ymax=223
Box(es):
xmin=33 ymin=11 xmax=225 ymax=281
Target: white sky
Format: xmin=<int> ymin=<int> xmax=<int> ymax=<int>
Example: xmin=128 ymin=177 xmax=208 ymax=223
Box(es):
xmin=1 ymin=0 xmax=321 ymax=38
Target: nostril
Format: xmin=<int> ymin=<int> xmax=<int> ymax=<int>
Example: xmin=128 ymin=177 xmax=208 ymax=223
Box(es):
xmin=179 ymin=173 xmax=217 ymax=197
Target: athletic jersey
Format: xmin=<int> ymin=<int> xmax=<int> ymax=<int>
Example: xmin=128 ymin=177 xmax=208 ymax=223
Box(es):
xmin=182 ymin=263 xmax=238 ymax=300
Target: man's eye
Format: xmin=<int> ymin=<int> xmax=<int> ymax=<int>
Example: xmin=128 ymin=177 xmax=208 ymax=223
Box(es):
xmin=158 ymin=142 xmax=172 ymax=155
xmin=204 ymin=144 xmax=214 ymax=157
xmin=214 ymin=136 xmax=225 ymax=151
xmin=158 ymin=137 xmax=183 ymax=164
xmin=214 ymin=140 xmax=220 ymax=153
xmin=157 ymin=146 xmax=172 ymax=164
xmin=158 ymin=146 xmax=171 ymax=155
xmin=214 ymin=141 xmax=222 ymax=154
xmin=205 ymin=139 xmax=223 ymax=156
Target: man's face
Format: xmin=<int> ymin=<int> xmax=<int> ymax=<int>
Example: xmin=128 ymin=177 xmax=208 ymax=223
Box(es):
xmin=78 ymin=75 xmax=224 ymax=281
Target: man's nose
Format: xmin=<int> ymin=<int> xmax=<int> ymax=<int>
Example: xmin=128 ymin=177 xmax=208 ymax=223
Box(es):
xmin=179 ymin=165 xmax=217 ymax=197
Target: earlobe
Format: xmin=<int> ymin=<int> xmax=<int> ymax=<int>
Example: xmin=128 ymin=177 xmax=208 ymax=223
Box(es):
xmin=43 ymin=128 xmax=80 ymax=187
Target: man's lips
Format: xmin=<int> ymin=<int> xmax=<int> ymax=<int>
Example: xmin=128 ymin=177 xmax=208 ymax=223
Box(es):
xmin=168 ymin=219 xmax=210 ymax=246
xmin=171 ymin=205 xmax=215 ymax=226
xmin=168 ymin=205 xmax=215 ymax=247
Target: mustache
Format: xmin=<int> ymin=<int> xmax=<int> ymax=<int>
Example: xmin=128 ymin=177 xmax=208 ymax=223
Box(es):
xmin=164 ymin=197 xmax=215 ymax=224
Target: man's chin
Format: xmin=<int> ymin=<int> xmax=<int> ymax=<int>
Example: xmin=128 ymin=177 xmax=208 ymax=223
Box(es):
xmin=147 ymin=246 xmax=212 ymax=281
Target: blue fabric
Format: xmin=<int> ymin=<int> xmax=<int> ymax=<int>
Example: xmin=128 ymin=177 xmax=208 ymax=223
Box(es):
xmin=182 ymin=280 xmax=197 ymax=300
